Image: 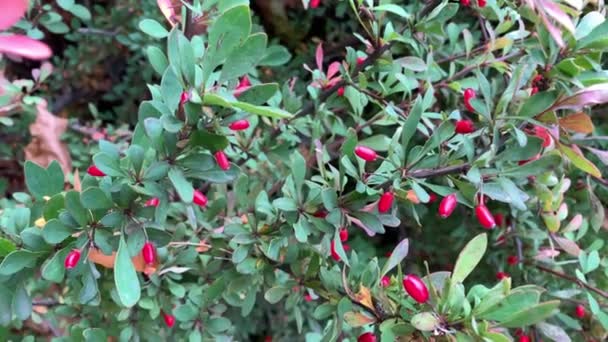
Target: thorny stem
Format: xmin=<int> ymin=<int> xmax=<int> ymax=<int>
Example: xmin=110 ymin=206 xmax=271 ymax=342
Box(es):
xmin=531 ymin=262 xmax=608 ymax=300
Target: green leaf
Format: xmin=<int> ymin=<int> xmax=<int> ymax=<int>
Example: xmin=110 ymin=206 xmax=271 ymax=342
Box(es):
xmin=350 ymin=212 xmax=385 ymax=235
xmin=83 ymin=328 xmax=108 ymax=342
xmin=204 ymin=5 xmax=252 ymax=74
xmin=93 ymin=152 xmax=124 ymax=177
xmin=168 ymin=168 xmax=194 ymax=203
xmin=188 ymin=130 xmax=229 ymax=151
xmin=202 ymin=93 xmax=293 ymax=119
xmin=161 ymin=67 xmax=183 ymax=113
xmin=501 ymin=154 xmax=562 ymax=178
xmin=139 ymin=19 xmax=169 ymax=39
xmin=0 ymin=250 xmax=40 ymax=275
xmin=24 ymin=161 xmax=64 ymax=199
xmin=451 ymin=233 xmax=487 ymax=284
xmin=237 ymin=83 xmax=279 ymax=105
xmin=81 ymin=188 xmax=113 ymax=210
xmin=559 ymin=144 xmax=602 ymax=178
xmin=114 ymin=236 xmax=141 ymax=307
xmin=42 ymin=219 xmax=73 ymax=244
xmin=43 ymin=193 xmax=65 ymax=221
xmin=264 ymin=286 xmax=288 ymax=304
xmin=411 ymin=312 xmax=440 ymax=331
xmin=147 ymin=46 xmax=168 ymax=75
xmin=41 ymin=247 xmax=71 ymax=283
xmin=501 ymin=301 xmax=561 ymax=327
xmin=402 ymin=96 xmax=423 ymax=157
xmin=381 ymin=239 xmax=409 ymax=276
xmin=372 ymin=4 xmax=410 ymax=18
xmin=259 ymin=45 xmax=292 ymax=66
xmin=0 ymin=238 xmax=16 ymax=257
xmin=220 ymin=33 xmax=268 ymax=82
xmin=69 ymin=4 xmax=91 ymax=21
xmin=517 ymin=91 xmax=559 ymax=117
xmin=12 ymin=286 xmax=31 ymax=320
xmin=577 ymin=20 xmax=608 ymax=50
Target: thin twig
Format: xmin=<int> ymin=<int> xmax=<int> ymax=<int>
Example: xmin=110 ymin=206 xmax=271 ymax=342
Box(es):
xmin=532 ymin=263 xmax=608 ymax=299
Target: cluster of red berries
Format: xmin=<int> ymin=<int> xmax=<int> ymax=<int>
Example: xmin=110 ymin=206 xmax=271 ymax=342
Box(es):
xmin=460 ymin=0 xmax=486 ymax=7
xmin=530 ymin=74 xmax=543 ymax=95
xmin=438 ymin=193 xmax=496 ymax=229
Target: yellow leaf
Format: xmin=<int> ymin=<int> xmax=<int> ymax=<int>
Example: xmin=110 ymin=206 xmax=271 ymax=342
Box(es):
xmin=559 ymin=144 xmax=602 ymax=178
xmin=406 ymin=190 xmax=420 ymax=204
xmin=88 ymin=248 xmax=156 ymax=274
xmin=34 ymin=217 xmax=46 ymax=228
xmin=559 ymin=112 xmax=594 ymax=134
xmin=353 ymin=285 xmax=375 ymax=312
xmin=343 ymin=311 xmax=376 ymax=327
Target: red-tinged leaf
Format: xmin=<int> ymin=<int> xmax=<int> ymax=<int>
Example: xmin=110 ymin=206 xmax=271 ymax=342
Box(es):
xmin=343 ymin=311 xmax=376 ymax=327
xmin=559 ymin=144 xmax=602 ymax=178
xmin=559 ymin=112 xmax=594 ymax=133
xmin=585 ymin=146 xmax=608 ymax=166
xmin=157 ymin=0 xmax=181 ymax=26
xmin=540 ymin=11 xmax=565 ymax=48
xmin=552 ymin=84 xmax=608 ymax=111
xmin=0 ymin=0 xmax=27 ymax=30
xmin=552 ymin=235 xmax=581 ymax=256
xmin=0 ymin=35 xmax=52 ymax=60
xmin=538 ymin=0 xmax=575 ymax=33
xmin=534 ymin=248 xmax=560 ymax=260
xmin=562 ymin=214 xmax=583 ymax=233
xmin=315 ymin=43 xmax=324 ymax=71
xmin=326 ymin=61 xmax=341 ymax=79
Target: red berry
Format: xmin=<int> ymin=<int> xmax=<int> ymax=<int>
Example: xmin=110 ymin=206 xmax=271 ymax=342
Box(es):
xmin=478 ymin=0 xmax=486 ymax=7
xmin=455 ymin=119 xmax=475 ymax=134
xmin=460 ymin=0 xmax=471 ymax=6
xmin=145 ymin=197 xmax=160 ymax=207
xmin=519 ymin=335 xmax=530 ymax=342
xmin=533 ymin=126 xmax=552 ymax=147
xmin=238 ymin=75 xmax=251 ymax=89
xmin=64 ymin=249 xmax=81 ymax=269
xmin=337 ymin=87 xmax=345 ymax=97
xmin=438 ymin=194 xmax=458 ymax=218
xmin=214 ymin=150 xmax=230 ymax=171
xmin=313 ymin=210 xmax=328 ymax=218
xmin=496 ymin=271 xmax=509 ymax=280
xmin=476 ymin=205 xmax=496 ymax=229
xmin=493 ymin=213 xmax=504 ymax=226
xmin=428 ymin=193 xmax=438 ymax=203
xmin=180 ymin=91 xmax=190 ymax=105
xmin=330 ymin=241 xmax=341 ymax=261
xmin=192 ymin=190 xmax=208 ymax=207
xmin=87 ymin=165 xmax=105 ymax=177
xmin=515 ymin=329 xmax=524 ymax=337
xmin=378 ymin=192 xmax=394 ymax=213
xmin=310 ymin=0 xmax=321 ymax=8
xmin=356 ymin=57 xmax=366 ymax=66
xmin=142 ymin=242 xmax=156 ymax=265
xmin=531 ymin=86 xmax=539 ymax=95
xmin=463 ymin=88 xmax=476 ymax=112
xmin=357 ymin=332 xmax=376 ymax=342
xmin=339 ymin=228 xmax=348 ymax=242
xmin=532 ymin=75 xmax=543 ymax=84
xmin=575 ymin=304 xmax=585 ymax=318
xmin=402 ymin=274 xmax=429 ymax=303
xmin=354 ymin=145 xmax=377 ymax=162
xmin=518 ymin=153 xmax=541 ymax=166
xmin=380 ymin=276 xmax=390 ymax=288
xmin=507 ymin=255 xmax=518 ymax=266
xmin=229 ymin=119 xmax=250 ymax=131
xmin=264 ymin=336 xmax=272 ymax=342
xmin=163 ymin=312 xmax=175 ymax=328
xmin=304 ymin=293 xmax=313 ymax=302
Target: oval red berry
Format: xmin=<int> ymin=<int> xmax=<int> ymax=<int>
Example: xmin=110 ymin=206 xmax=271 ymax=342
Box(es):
xmin=87 ymin=165 xmax=105 ymax=177
xmin=142 ymin=242 xmax=156 ymax=265
xmin=476 ymin=204 xmax=496 ymax=229
xmin=378 ymin=192 xmax=394 ymax=213
xmin=402 ymin=274 xmax=429 ymax=303
xmin=64 ymin=249 xmax=81 ymax=269
xmin=192 ymin=190 xmax=208 ymax=207
xmin=357 ymin=332 xmax=376 ymax=342
xmin=354 ymin=145 xmax=377 ymax=162
xmin=214 ymin=150 xmax=230 ymax=171
xmin=438 ymin=193 xmax=458 ymax=218
xmin=229 ymin=119 xmax=250 ymax=131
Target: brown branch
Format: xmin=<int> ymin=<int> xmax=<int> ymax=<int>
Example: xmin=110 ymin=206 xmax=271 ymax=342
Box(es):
xmin=407 ymin=163 xmax=470 ymax=179
xmin=532 ymin=263 xmax=608 ymax=300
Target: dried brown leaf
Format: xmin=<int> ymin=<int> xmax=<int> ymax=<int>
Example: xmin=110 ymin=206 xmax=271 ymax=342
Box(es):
xmin=24 ymin=100 xmax=72 ymax=177
xmin=559 ymin=112 xmax=594 ymax=134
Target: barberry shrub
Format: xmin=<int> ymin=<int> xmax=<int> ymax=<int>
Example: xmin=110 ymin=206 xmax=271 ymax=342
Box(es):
xmin=1 ymin=0 xmax=608 ymax=341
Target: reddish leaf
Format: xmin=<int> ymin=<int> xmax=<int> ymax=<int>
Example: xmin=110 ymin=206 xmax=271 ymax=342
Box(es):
xmin=552 ymin=235 xmax=581 ymax=256
xmin=0 ymin=0 xmax=27 ymax=30
xmin=558 ymin=144 xmax=602 ymax=178
xmin=553 ymin=84 xmax=608 ymax=111
xmin=0 ymin=35 xmax=52 ymax=60
xmin=559 ymin=112 xmax=594 ymax=134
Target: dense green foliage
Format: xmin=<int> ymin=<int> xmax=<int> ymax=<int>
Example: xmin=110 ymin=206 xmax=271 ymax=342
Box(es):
xmin=2 ymin=0 xmax=608 ymax=341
